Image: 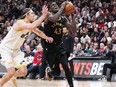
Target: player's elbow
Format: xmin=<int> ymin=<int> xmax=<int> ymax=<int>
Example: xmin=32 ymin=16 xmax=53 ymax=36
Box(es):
xmin=28 ymin=25 xmax=37 ymax=31
xmin=31 ymin=25 xmax=37 ymax=29
xmin=48 ymin=17 xmax=58 ymax=22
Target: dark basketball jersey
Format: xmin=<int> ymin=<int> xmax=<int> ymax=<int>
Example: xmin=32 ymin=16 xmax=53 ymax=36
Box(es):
xmin=44 ymin=17 xmax=66 ymax=47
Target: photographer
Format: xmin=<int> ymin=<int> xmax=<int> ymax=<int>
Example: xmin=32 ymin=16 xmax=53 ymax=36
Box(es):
xmin=101 ymin=33 xmax=116 ymax=81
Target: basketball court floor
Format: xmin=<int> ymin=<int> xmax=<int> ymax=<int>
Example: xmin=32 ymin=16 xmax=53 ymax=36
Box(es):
xmin=3 ymin=79 xmax=116 ymax=87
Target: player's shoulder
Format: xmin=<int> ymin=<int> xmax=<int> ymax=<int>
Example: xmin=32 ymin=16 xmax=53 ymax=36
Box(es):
xmin=16 ymin=19 xmax=25 ymax=23
xmin=12 ymin=19 xmax=26 ymax=30
xmin=44 ymin=12 xmax=52 ymax=24
xmin=48 ymin=12 xmax=52 ymax=15
xmin=15 ymin=19 xmax=29 ymax=26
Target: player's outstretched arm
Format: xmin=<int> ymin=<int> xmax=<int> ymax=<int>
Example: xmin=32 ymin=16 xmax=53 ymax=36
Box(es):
xmin=32 ymin=28 xmax=53 ymax=43
xmin=15 ymin=5 xmax=48 ymax=31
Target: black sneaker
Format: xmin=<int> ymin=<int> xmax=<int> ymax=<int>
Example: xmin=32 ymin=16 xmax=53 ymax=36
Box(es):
xmin=40 ymin=77 xmax=45 ymax=80
xmin=72 ymin=77 xmax=74 ymax=81
xmin=45 ymin=67 xmax=53 ymax=81
xmin=101 ymin=75 xmax=107 ymax=81
xmin=70 ymin=84 xmax=74 ymax=87
xmin=98 ymin=75 xmax=107 ymax=81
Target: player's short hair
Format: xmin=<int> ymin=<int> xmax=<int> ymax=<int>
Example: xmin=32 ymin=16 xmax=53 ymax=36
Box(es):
xmin=47 ymin=1 xmax=53 ymax=9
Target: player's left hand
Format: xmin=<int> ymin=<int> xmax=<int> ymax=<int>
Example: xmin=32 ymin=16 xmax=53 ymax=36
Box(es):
xmin=46 ymin=37 xmax=53 ymax=43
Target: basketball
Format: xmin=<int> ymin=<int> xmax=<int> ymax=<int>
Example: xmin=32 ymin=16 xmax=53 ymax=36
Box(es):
xmin=64 ymin=2 xmax=75 ymax=14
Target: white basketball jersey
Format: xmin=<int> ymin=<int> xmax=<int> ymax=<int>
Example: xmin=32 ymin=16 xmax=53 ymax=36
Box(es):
xmin=1 ymin=27 xmax=30 ymax=50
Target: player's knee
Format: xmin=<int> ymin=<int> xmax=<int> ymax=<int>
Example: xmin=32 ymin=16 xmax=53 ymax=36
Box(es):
xmin=19 ymin=66 xmax=27 ymax=76
xmin=21 ymin=69 xmax=27 ymax=76
xmin=7 ymin=68 xmax=15 ymax=77
xmin=20 ymin=70 xmax=27 ymax=76
xmin=23 ymin=71 xmax=27 ymax=76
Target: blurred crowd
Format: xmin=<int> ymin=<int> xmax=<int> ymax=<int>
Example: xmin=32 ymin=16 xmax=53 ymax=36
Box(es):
xmin=0 ymin=0 xmax=116 ymax=78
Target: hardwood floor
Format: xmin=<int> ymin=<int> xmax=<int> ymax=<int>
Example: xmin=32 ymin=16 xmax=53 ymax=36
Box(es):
xmin=3 ymin=79 xmax=116 ymax=87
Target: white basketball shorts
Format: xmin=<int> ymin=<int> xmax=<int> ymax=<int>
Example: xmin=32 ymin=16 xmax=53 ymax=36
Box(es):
xmin=0 ymin=45 xmax=25 ymax=69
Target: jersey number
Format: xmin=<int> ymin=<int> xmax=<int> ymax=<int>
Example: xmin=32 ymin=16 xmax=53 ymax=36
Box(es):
xmin=54 ymin=28 xmax=62 ymax=35
xmin=20 ymin=32 xmax=29 ymax=39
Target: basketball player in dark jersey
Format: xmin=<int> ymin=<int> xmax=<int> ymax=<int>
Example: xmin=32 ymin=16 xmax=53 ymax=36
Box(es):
xmin=42 ymin=1 xmax=76 ymax=87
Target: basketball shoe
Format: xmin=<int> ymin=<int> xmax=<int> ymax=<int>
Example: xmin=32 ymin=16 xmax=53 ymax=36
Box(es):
xmin=45 ymin=67 xmax=53 ymax=81
xmin=11 ymin=77 xmax=18 ymax=87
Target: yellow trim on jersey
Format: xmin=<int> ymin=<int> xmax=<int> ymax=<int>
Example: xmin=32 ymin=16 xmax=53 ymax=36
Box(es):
xmin=17 ymin=19 xmax=25 ymax=32
xmin=15 ymin=64 xmax=26 ymax=69
xmin=8 ymin=62 xmax=14 ymax=64
xmin=18 ymin=19 xmax=24 ymax=21
xmin=17 ymin=29 xmax=24 ymax=32
xmin=29 ymin=30 xmax=32 ymax=33
xmin=17 ymin=19 xmax=32 ymax=33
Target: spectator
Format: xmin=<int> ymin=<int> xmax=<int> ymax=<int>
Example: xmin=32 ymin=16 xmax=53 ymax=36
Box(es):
xmin=80 ymin=32 xmax=91 ymax=44
xmin=98 ymin=43 xmax=107 ymax=56
xmin=23 ymin=45 xmax=35 ymax=66
xmin=27 ymin=44 xmax=43 ymax=79
xmin=84 ymin=43 xmax=90 ymax=53
xmin=89 ymin=42 xmax=99 ymax=56
xmin=24 ymin=45 xmax=35 ymax=58
xmin=101 ymin=40 xmax=116 ymax=81
xmin=74 ymin=36 xmax=79 ymax=45
xmin=73 ymin=43 xmax=85 ymax=56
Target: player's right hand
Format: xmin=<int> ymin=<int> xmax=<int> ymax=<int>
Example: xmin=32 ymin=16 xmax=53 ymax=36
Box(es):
xmin=61 ymin=1 xmax=67 ymax=10
xmin=42 ymin=5 xmax=48 ymax=17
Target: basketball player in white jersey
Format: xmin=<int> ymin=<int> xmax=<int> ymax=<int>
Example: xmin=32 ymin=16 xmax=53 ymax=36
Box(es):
xmin=0 ymin=5 xmax=53 ymax=87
